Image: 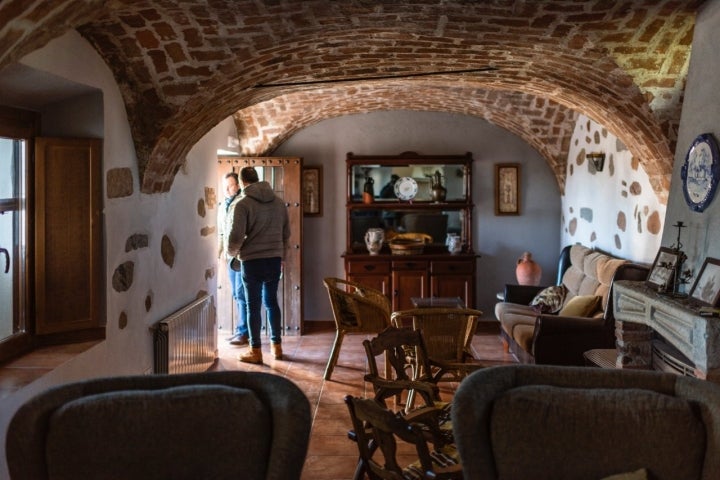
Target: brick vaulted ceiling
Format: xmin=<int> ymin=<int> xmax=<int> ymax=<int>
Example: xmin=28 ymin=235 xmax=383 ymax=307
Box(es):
xmin=0 ymin=1 xmax=699 ymax=200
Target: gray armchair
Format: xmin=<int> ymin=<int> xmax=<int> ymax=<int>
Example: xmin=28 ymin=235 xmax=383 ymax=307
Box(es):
xmin=6 ymin=371 xmax=312 ymax=480
xmin=452 ymin=365 xmax=720 ymax=480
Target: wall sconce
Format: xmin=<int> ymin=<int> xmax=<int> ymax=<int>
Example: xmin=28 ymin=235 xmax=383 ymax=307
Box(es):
xmin=587 ymin=152 xmax=605 ymax=172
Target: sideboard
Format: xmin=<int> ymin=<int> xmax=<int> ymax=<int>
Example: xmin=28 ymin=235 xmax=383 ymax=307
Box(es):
xmin=343 ymin=151 xmax=478 ymax=311
xmin=613 ymin=280 xmax=720 ymax=382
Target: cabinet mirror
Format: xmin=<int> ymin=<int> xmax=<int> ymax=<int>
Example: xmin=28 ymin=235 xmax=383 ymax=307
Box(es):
xmin=345 ymin=152 xmax=474 ymax=254
xmin=350 ymin=164 xmax=468 ymax=202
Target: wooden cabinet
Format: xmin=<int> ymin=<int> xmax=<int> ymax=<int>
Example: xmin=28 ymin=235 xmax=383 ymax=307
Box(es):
xmin=344 ymin=254 xmax=477 ymax=309
xmin=343 ymin=151 xmax=478 ymax=309
xmin=430 ymin=259 xmax=474 ymax=305
xmin=391 ymin=259 xmax=429 ymax=311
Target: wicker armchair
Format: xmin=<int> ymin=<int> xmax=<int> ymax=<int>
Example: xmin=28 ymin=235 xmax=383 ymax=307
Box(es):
xmin=323 ymin=277 xmax=392 ymax=380
xmin=391 ymin=307 xmax=485 ymax=387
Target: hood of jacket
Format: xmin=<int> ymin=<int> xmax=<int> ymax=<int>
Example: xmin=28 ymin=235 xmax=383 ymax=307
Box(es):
xmin=243 ymin=181 xmax=277 ymax=203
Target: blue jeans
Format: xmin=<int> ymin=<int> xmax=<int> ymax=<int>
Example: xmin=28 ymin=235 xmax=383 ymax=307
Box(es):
xmin=227 ymin=258 xmax=248 ymax=337
xmin=241 ymin=257 xmax=282 ymax=347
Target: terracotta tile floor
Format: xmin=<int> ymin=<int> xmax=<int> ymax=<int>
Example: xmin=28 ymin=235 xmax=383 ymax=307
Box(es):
xmin=214 ymin=324 xmax=516 ymax=480
xmin=0 ymin=324 xmax=515 ymax=479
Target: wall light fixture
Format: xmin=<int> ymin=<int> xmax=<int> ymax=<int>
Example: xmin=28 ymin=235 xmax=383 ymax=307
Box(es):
xmin=587 ymin=152 xmax=605 ymax=172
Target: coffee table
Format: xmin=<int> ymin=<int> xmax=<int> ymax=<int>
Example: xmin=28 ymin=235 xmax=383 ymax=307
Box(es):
xmin=410 ymin=296 xmax=465 ymax=308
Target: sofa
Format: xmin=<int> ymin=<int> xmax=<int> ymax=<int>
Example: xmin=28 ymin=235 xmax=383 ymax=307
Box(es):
xmin=495 ymin=244 xmax=649 ymax=365
xmin=452 ymin=365 xmax=720 ymax=480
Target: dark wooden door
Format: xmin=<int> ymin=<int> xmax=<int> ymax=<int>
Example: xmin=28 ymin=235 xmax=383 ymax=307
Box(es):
xmin=216 ymin=157 xmax=303 ymax=335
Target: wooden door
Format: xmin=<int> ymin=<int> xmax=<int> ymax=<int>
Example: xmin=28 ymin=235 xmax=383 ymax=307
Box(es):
xmin=216 ymin=157 xmax=303 ymax=335
xmin=35 ymin=138 xmax=103 ymax=335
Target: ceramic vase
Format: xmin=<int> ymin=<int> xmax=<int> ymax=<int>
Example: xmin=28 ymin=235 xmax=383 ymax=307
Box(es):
xmin=516 ymin=251 xmax=542 ymax=285
xmin=363 ymin=177 xmax=374 ymax=204
xmin=430 ymin=170 xmax=446 ymax=202
xmin=446 ymin=233 xmax=462 ymax=254
xmin=365 ymin=228 xmax=384 ymax=255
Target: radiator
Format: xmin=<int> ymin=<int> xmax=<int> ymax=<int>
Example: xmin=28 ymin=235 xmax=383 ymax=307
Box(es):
xmin=152 ymin=294 xmax=217 ymax=374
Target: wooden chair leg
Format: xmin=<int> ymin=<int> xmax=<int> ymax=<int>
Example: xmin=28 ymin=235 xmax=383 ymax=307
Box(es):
xmin=324 ymin=329 xmax=346 ymax=380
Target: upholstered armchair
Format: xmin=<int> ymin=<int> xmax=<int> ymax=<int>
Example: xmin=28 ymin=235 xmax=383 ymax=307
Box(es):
xmin=452 ymin=365 xmax=720 ymax=480
xmin=6 ymin=371 xmax=312 ymax=480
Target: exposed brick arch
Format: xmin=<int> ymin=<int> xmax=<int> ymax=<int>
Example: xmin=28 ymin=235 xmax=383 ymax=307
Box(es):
xmin=0 ymin=0 xmax=694 ymax=202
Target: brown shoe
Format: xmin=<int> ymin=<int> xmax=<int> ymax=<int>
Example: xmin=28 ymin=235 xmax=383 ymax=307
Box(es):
xmin=238 ymin=347 xmax=263 ymax=364
xmin=229 ymin=334 xmax=249 ymax=346
xmin=271 ymin=343 xmax=283 ymax=360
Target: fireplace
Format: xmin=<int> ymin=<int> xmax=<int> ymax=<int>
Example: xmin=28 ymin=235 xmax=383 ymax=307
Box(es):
xmin=613 ymin=280 xmax=720 ymax=383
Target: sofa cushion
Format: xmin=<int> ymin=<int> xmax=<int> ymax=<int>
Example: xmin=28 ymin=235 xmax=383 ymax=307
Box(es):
xmin=558 ymin=295 xmax=602 ymax=316
xmin=529 ymin=285 xmax=566 ymax=313
xmin=489 ymin=385 xmax=706 ymax=479
xmin=596 ymin=257 xmax=627 ymax=308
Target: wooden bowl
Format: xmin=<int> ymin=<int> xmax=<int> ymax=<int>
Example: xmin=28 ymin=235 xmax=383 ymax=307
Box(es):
xmin=389 ymin=238 xmax=425 ymax=255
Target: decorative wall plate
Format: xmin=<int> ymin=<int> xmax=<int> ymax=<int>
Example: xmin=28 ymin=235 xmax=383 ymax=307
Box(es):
xmin=394 ymin=176 xmax=418 ymax=201
xmin=681 ymin=133 xmax=720 ymax=212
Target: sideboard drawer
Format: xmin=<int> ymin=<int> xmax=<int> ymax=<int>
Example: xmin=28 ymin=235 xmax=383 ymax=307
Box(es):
xmin=431 ymin=260 xmax=474 ymax=275
xmin=391 ymin=260 xmax=429 ymax=271
xmin=346 ymin=260 xmax=390 ymax=275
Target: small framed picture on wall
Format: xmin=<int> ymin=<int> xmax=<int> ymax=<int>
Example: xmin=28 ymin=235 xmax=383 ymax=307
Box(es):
xmin=302 ymin=166 xmax=323 ymax=217
xmin=494 ymin=163 xmax=520 ymax=215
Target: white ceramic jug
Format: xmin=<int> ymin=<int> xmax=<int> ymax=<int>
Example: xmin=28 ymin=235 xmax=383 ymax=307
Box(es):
xmin=365 ymin=228 xmax=385 ymax=255
xmin=446 ymin=233 xmax=462 ymax=254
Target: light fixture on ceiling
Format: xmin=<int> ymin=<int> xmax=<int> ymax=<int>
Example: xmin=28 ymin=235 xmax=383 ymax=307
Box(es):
xmin=587 ymin=152 xmax=605 ymax=172
xmin=252 ymin=66 xmax=497 ymax=88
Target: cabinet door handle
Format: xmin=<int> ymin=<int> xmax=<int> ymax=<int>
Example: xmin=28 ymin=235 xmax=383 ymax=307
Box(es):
xmin=364 ymin=265 xmax=375 ymax=272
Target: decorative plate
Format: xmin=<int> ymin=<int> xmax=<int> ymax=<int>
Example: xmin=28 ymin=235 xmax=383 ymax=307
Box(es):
xmin=394 ymin=176 xmax=418 ymax=201
xmin=681 ymin=133 xmax=720 ymax=212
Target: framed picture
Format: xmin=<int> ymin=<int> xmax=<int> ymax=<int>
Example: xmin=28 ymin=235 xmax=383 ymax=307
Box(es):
xmin=494 ymin=163 xmax=520 ymax=215
xmin=689 ymin=257 xmax=720 ymax=306
xmin=646 ymin=247 xmax=680 ymax=290
xmin=302 ymin=166 xmax=322 ymax=217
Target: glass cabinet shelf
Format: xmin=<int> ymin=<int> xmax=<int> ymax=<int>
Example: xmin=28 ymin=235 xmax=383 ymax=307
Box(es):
xmin=345 ymin=151 xmax=474 ymax=254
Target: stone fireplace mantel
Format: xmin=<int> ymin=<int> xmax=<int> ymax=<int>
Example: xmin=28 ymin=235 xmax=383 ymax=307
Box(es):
xmin=613 ymin=280 xmax=720 ymax=382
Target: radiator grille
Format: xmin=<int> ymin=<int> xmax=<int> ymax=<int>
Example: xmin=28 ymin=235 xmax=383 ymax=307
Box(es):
xmin=152 ymin=294 xmax=217 ymax=374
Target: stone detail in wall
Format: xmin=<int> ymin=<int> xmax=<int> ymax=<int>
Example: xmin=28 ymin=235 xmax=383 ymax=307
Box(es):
xmin=647 ymin=211 xmax=661 ymax=235
xmin=205 ymin=267 xmax=215 ymax=279
xmin=637 ymin=213 xmax=643 ymax=233
xmin=145 ymin=290 xmax=153 ymax=312
xmin=608 ymin=153 xmax=615 ymax=176
xmin=590 ymin=232 xmax=597 ymax=242
xmin=196 ymin=290 xmax=209 ymax=300
xmin=617 ymin=211 xmax=626 ymax=231
xmin=125 ymin=233 xmax=149 ymax=252
xmin=161 ymin=234 xmax=175 ymax=267
xmin=576 ymin=149 xmax=585 ymax=166
xmin=594 ymin=131 xmax=600 ymax=143
xmin=106 ymin=168 xmax=133 ymax=198
xmin=629 ymin=181 xmax=642 ymax=195
xmin=614 ymin=234 xmax=621 ymax=249
xmin=112 ymin=261 xmax=134 ymax=292
xmin=119 ymin=311 xmax=128 ymax=329
xmin=205 ymin=187 xmax=216 ymax=210
xmin=615 ymin=320 xmax=653 ymax=369
xmin=201 ymin=226 xmax=215 ymax=236
xmin=568 ymin=217 xmax=577 ymax=236
xmin=580 ymin=207 xmax=592 ymax=223
xmin=197 ymin=198 xmax=206 ymax=217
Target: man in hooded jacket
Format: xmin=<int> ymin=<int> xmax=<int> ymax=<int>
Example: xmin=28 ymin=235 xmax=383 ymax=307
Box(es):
xmin=227 ymin=166 xmax=290 ymax=364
